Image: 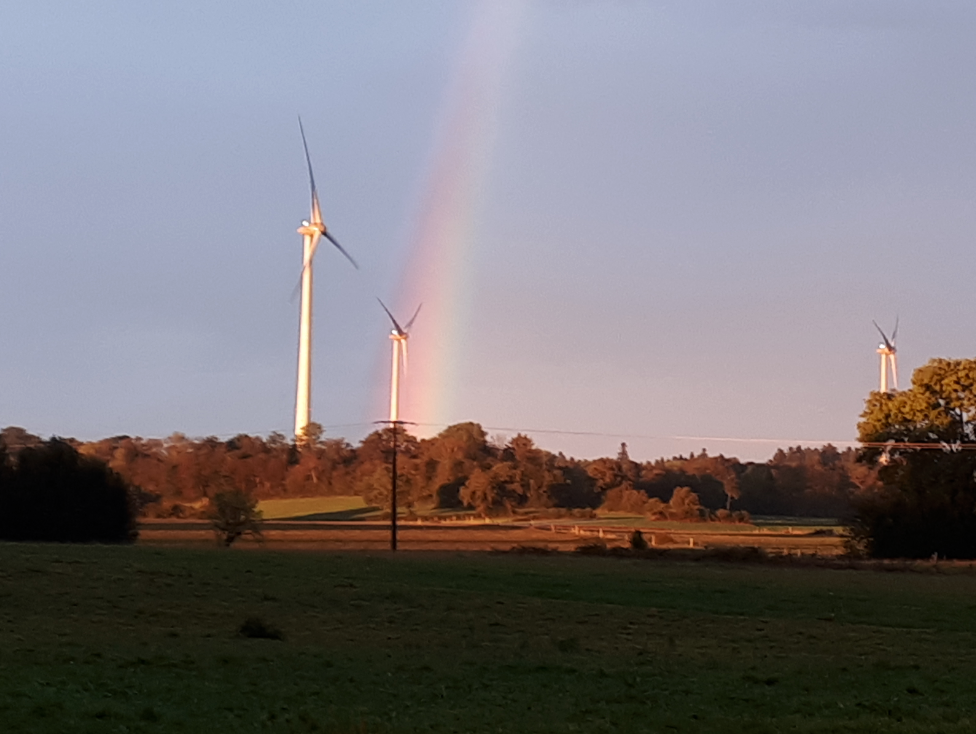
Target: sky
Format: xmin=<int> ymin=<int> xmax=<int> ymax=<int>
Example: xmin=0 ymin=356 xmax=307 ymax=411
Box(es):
xmin=2 ymin=1 xmax=975 ymax=462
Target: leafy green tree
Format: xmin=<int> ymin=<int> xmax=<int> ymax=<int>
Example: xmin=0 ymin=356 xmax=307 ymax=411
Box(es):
xmin=853 ymin=358 xmax=976 ymax=558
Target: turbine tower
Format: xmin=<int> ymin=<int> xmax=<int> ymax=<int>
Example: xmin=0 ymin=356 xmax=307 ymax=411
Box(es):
xmin=873 ymin=318 xmax=898 ymax=393
xmin=378 ymin=299 xmax=422 ymax=423
xmin=294 ymin=118 xmax=358 ymax=440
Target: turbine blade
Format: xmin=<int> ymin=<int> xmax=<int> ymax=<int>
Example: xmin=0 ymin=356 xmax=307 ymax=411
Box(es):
xmin=311 ymin=191 xmax=322 ymax=226
xmin=891 ymin=316 xmax=899 ymax=345
xmin=404 ymin=303 xmax=423 ymax=332
xmin=324 ymin=232 xmax=358 ymax=270
xmin=377 ymin=298 xmax=404 ymax=334
xmin=298 ymin=117 xmax=320 ymax=220
xmin=872 ymin=320 xmax=892 ymax=349
xmin=401 ymin=338 xmax=408 ymax=376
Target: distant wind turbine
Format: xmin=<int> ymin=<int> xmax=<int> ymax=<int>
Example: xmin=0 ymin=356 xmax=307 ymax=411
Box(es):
xmin=378 ymin=299 xmax=422 ymax=423
xmin=294 ymin=118 xmax=358 ymax=440
xmin=873 ymin=318 xmax=899 ymax=393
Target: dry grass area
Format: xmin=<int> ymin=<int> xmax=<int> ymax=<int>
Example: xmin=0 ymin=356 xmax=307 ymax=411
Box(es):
xmin=139 ymin=519 xmax=846 ymax=555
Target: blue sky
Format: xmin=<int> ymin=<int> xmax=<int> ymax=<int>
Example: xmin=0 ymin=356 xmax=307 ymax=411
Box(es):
xmin=2 ymin=1 xmax=974 ymax=461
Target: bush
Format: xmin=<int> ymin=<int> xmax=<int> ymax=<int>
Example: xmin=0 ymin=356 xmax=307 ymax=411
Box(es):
xmin=209 ymin=489 xmax=263 ymax=547
xmin=238 ymin=617 xmax=283 ymax=640
xmin=848 ymin=485 xmax=976 ymax=559
xmin=0 ymin=438 xmax=137 ymax=543
xmin=629 ymin=529 xmax=648 ymax=550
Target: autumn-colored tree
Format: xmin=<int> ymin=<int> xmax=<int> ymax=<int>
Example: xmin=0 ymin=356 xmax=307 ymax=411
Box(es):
xmin=502 ymin=434 xmax=565 ymax=508
xmin=665 ymin=486 xmax=704 ymax=521
xmin=414 ymin=423 xmax=493 ymax=508
xmin=460 ymin=463 xmax=522 ymax=516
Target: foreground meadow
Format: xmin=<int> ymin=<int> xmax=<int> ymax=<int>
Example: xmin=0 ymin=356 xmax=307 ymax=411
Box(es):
xmin=0 ymin=545 xmax=974 ymax=733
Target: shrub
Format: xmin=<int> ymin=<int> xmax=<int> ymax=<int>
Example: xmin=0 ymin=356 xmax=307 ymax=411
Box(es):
xmin=629 ymin=529 xmax=648 ymax=550
xmin=238 ymin=617 xmax=283 ymax=640
xmin=0 ymin=438 xmax=137 ymax=543
xmin=209 ymin=489 xmax=263 ymax=547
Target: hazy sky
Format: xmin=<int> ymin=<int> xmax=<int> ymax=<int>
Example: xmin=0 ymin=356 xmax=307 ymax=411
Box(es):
xmin=2 ymin=1 xmax=975 ymax=462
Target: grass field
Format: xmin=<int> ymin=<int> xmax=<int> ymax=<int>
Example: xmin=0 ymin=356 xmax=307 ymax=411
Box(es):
xmin=137 ymin=519 xmax=846 ymax=555
xmin=2 ymin=544 xmax=975 ymax=733
xmin=258 ymin=496 xmax=374 ymax=521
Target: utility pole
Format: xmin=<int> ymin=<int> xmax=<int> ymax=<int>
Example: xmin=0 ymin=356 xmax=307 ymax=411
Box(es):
xmin=390 ymin=420 xmax=398 ymax=551
xmin=375 ymin=419 xmax=415 ymax=552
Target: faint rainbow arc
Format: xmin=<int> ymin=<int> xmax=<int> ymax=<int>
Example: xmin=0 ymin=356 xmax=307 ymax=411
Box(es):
xmin=387 ymin=0 xmax=526 ymax=433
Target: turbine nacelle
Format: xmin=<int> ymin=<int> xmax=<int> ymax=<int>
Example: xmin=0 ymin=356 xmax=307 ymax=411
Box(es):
xmin=378 ymin=299 xmax=422 ymax=340
xmin=297 ymin=221 xmax=326 ymax=237
xmin=379 ymin=298 xmax=422 ymax=423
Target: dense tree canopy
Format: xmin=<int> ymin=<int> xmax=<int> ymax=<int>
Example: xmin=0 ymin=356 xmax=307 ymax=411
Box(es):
xmin=853 ymin=358 xmax=976 ymax=558
xmin=1 ymin=424 xmax=880 ymax=523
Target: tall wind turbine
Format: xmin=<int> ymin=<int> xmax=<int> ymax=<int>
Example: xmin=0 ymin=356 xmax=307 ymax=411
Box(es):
xmin=378 ymin=299 xmax=422 ymax=423
xmin=294 ymin=118 xmax=358 ymax=440
xmin=873 ymin=318 xmax=899 ymax=393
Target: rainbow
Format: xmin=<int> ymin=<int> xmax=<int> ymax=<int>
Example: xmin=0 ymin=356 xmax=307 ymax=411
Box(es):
xmin=388 ymin=0 xmax=526 ymax=432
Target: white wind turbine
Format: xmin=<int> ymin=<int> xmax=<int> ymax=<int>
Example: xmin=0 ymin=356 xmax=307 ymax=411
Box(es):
xmin=378 ymin=299 xmax=422 ymax=423
xmin=293 ymin=118 xmax=358 ymax=440
xmin=873 ymin=318 xmax=899 ymax=393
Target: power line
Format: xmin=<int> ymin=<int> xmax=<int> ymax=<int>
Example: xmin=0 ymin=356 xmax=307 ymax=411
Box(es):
xmin=402 ymin=422 xmax=861 ymax=448
xmin=861 ymin=442 xmax=976 ymax=451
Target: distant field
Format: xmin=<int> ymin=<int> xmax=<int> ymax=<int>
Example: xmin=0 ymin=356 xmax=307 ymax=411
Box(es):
xmin=257 ymin=495 xmax=373 ymax=520
xmin=2 ymin=543 xmax=975 ymax=732
xmin=589 ymin=513 xmax=842 ymax=533
xmin=585 ymin=514 xmax=760 ymax=532
xmin=156 ymin=501 xmax=846 ymax=555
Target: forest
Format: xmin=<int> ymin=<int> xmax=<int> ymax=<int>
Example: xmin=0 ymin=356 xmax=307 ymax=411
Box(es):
xmin=0 ymin=423 xmax=879 ymax=521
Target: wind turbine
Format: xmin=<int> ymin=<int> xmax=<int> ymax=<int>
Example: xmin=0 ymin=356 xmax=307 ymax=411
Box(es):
xmin=378 ymin=299 xmax=422 ymax=423
xmin=873 ymin=318 xmax=899 ymax=393
xmin=293 ymin=118 xmax=358 ymax=440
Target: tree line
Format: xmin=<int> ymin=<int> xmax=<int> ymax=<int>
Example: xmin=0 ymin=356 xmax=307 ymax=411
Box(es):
xmin=1 ymin=423 xmax=879 ymax=522
xmin=5 ymin=357 xmax=976 ymax=557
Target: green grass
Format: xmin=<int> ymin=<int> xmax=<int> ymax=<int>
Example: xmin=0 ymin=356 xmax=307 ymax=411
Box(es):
xmin=1 ymin=543 xmax=976 ymax=732
xmin=258 ymin=495 xmax=373 ymax=520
